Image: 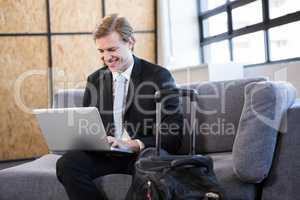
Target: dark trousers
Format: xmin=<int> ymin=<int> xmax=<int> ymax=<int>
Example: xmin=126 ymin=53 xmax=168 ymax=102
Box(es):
xmin=56 ymin=151 xmax=137 ymax=200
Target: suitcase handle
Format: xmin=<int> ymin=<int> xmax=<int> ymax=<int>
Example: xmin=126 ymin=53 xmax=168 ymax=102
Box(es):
xmin=154 ymin=88 xmax=198 ymax=156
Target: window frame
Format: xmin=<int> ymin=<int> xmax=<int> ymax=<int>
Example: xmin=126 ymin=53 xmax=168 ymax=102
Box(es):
xmin=198 ymin=0 xmax=300 ymax=67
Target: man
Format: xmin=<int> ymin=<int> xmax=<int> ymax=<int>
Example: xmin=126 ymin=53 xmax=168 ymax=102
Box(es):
xmin=56 ymin=14 xmax=182 ymax=200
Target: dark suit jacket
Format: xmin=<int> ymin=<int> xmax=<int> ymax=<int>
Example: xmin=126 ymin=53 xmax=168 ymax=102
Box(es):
xmin=83 ymin=56 xmax=182 ymax=154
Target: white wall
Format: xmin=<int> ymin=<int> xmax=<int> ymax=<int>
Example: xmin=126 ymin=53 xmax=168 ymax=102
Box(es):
xmin=171 ymin=61 xmax=300 ymax=98
xmin=244 ymin=61 xmax=300 ymax=97
xmin=171 ymin=64 xmax=209 ymax=85
xmin=171 ymin=63 xmax=244 ymax=83
xmin=157 ymin=0 xmax=200 ymax=70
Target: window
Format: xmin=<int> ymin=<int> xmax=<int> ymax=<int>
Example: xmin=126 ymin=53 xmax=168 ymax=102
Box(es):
xmin=199 ymin=0 xmax=300 ymax=66
xmin=233 ymin=31 xmax=265 ymax=63
xmin=269 ymin=21 xmax=300 ymax=61
xmin=201 ymin=0 xmax=227 ymax=12
xmin=203 ymin=12 xmax=228 ymax=37
xmin=232 ymin=1 xmax=263 ymax=30
xmin=204 ymin=40 xmax=230 ymax=63
xmin=269 ymin=0 xmax=300 ymax=19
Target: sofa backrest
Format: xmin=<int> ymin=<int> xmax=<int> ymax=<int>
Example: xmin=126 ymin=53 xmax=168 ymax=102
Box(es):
xmin=53 ymin=89 xmax=85 ymax=108
xmin=177 ymin=77 xmax=267 ymax=154
xmin=53 ymin=78 xmax=267 ymax=154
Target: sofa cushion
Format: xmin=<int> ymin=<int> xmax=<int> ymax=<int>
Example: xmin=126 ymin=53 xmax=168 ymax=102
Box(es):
xmin=178 ymin=77 xmax=266 ymax=154
xmin=0 ymin=154 xmax=131 ymax=200
xmin=0 ymin=152 xmax=257 ymax=200
xmin=232 ymin=81 xmax=296 ymax=183
xmin=209 ymin=152 xmax=257 ymax=200
xmin=0 ymin=154 xmax=68 ymax=200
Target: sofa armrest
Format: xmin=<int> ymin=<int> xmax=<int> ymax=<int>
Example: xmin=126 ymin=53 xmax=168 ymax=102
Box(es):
xmin=262 ymin=100 xmax=300 ymax=200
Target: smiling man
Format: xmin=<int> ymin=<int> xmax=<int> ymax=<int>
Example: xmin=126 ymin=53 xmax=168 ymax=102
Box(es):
xmin=56 ymin=14 xmax=183 ymax=200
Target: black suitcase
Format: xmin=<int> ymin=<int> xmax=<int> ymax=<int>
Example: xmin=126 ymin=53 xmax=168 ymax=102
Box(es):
xmin=126 ymin=88 xmax=226 ymax=200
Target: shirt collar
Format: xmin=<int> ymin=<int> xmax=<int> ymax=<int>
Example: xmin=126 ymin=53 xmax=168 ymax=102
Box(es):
xmin=112 ymin=62 xmax=134 ymax=82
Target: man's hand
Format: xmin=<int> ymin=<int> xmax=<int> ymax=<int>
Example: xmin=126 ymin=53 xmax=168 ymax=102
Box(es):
xmin=107 ymin=136 xmax=140 ymax=153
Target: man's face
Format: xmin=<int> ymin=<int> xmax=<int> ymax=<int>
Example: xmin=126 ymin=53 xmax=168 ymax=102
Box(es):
xmin=95 ymin=32 xmax=134 ymax=72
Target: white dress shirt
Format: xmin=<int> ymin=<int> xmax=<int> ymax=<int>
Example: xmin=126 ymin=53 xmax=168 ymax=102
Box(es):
xmin=112 ymin=62 xmax=145 ymax=150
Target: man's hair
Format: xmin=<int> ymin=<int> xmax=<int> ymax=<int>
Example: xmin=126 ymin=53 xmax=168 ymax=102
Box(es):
xmin=93 ymin=14 xmax=135 ymax=44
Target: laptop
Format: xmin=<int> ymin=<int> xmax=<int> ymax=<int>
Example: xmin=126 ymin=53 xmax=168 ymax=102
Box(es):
xmin=33 ymin=107 xmax=133 ymax=154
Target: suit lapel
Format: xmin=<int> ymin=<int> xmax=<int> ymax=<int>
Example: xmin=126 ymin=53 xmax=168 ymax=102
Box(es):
xmin=97 ymin=68 xmax=114 ymax=134
xmin=124 ymin=56 xmax=142 ymax=115
xmin=103 ymin=70 xmax=113 ymax=112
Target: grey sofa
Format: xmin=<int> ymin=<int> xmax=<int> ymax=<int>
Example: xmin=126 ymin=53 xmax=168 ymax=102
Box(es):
xmin=0 ymin=77 xmax=299 ymax=200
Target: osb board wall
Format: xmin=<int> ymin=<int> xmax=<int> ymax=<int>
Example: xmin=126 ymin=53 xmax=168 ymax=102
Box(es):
xmin=0 ymin=0 xmax=156 ymax=160
xmin=52 ymin=35 xmax=100 ymax=91
xmin=50 ymin=0 xmax=102 ymax=32
xmin=0 ymin=37 xmax=49 ymax=160
xmin=52 ymin=0 xmax=156 ymax=90
xmin=106 ymin=0 xmax=155 ymax=31
xmin=106 ymin=0 xmax=156 ymax=63
xmin=52 ymin=33 xmax=155 ymax=92
xmin=134 ymin=33 xmax=156 ymax=63
xmin=0 ymin=0 xmax=47 ymax=33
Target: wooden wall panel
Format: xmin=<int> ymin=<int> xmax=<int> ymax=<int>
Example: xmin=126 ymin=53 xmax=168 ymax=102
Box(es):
xmin=134 ymin=33 xmax=156 ymax=63
xmin=0 ymin=37 xmax=49 ymax=160
xmin=50 ymin=0 xmax=102 ymax=32
xmin=0 ymin=0 xmax=47 ymax=33
xmin=0 ymin=0 xmax=157 ymax=161
xmin=52 ymin=35 xmax=101 ymax=91
xmin=106 ymin=0 xmax=155 ymax=31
